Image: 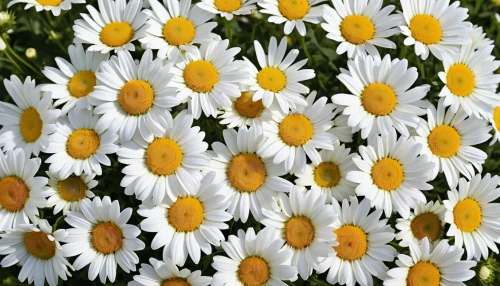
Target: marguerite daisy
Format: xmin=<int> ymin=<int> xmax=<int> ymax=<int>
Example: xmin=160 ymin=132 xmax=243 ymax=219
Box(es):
xmin=7 ymin=0 xmax=84 ymax=16
xmin=198 ymin=0 xmax=257 ymax=21
xmin=45 ymin=171 xmax=96 ymax=215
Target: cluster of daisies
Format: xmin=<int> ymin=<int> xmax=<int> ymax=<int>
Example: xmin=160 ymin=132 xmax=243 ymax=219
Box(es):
xmin=1 ymin=0 xmax=500 ymax=285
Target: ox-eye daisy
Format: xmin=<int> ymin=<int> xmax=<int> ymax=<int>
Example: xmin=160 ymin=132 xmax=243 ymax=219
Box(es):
xmin=218 ymin=91 xmax=276 ymax=130
xmin=45 ymin=171 xmax=96 ymax=215
xmin=198 ymin=0 xmax=257 ymax=21
xmin=7 ymin=0 xmax=84 ymax=16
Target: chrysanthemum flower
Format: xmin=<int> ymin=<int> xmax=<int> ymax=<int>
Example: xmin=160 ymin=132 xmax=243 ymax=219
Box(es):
xmin=198 ymin=0 xmax=257 ymax=21
xmin=7 ymin=0 xmax=84 ymax=16
xmin=45 ymin=171 xmax=96 ymax=215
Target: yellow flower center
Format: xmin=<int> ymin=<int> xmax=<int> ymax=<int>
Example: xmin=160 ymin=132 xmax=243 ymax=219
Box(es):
xmin=168 ymin=197 xmax=204 ymax=232
xmin=371 ymin=158 xmax=404 ymax=191
xmin=409 ymin=14 xmax=442 ymax=45
xmin=234 ymin=92 xmax=265 ymax=118
xmin=407 ymin=261 xmax=441 ymax=286
xmin=100 ymin=22 xmax=134 ymax=47
xmin=427 ymin=125 xmax=460 ymax=158
xmin=91 ymin=222 xmax=123 ymax=254
xmin=183 ymin=60 xmax=219 ymax=93
xmin=227 ymin=153 xmax=266 ymax=192
xmin=279 ymin=114 xmax=313 ymax=146
xmin=36 ymin=0 xmax=63 ymax=6
xmin=453 ymin=198 xmax=482 ymax=232
xmin=446 ymin=64 xmax=475 ymax=97
xmin=334 ymin=225 xmax=367 ymax=261
xmin=284 ymin=216 xmax=315 ymax=249
xmin=238 ymin=257 xmax=270 ymax=286
xmin=410 ymin=213 xmax=443 ymax=242
xmin=24 ymin=231 xmax=56 ymax=260
xmin=68 ymin=71 xmax=96 ymax=99
xmin=214 ymin=0 xmax=242 ymax=12
xmin=119 ymin=80 xmax=155 ymax=115
xmin=161 ymin=278 xmax=190 ymax=286
xmin=20 ymin=108 xmax=43 ymax=143
xmin=0 ymin=176 xmax=29 ymax=212
xmin=256 ymin=67 xmax=287 ymax=93
xmin=493 ymin=107 xmax=500 ymax=131
xmin=361 ymin=83 xmax=396 ymax=116
xmin=163 ymin=18 xmax=196 ymax=46
xmin=314 ymin=162 xmax=340 ymax=188
xmin=277 ymin=0 xmax=310 ymax=20
xmin=146 ymin=138 xmax=183 ymax=176
xmin=340 ymin=15 xmax=375 ymax=45
xmin=66 ymin=129 xmax=100 ymax=160
xmin=57 ymin=176 xmax=87 ymax=202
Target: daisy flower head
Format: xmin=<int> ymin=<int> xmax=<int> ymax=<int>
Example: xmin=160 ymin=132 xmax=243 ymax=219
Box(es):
xmin=212 ymin=227 xmax=298 ymax=285
xmin=138 ymin=172 xmax=232 ymax=266
xmin=118 ymin=110 xmax=209 ymax=205
xmin=73 ymin=0 xmax=149 ymax=53
xmin=41 ymin=44 xmax=109 ymax=115
xmin=321 ymin=0 xmax=402 ymax=58
xmin=488 ymin=105 xmax=500 ymax=145
xmin=7 ymin=0 xmax=84 ymax=16
xmin=198 ymin=0 xmax=257 ymax=21
xmin=45 ymin=108 xmax=119 ymax=179
xmin=91 ymin=49 xmax=180 ymax=142
xmin=332 ymin=54 xmax=430 ymax=139
xmin=0 ymin=220 xmax=72 ymax=286
xmin=470 ymin=25 xmax=493 ymax=50
xmin=62 ymin=196 xmax=145 ymax=283
xmin=261 ymin=187 xmax=338 ymax=280
xmin=244 ymin=36 xmax=315 ymax=113
xmin=0 ymin=75 xmax=61 ymax=157
xmin=45 ymin=171 xmax=96 ymax=215
xmin=400 ymin=0 xmax=473 ymax=60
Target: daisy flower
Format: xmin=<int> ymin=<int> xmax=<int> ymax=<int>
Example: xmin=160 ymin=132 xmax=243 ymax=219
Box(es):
xmin=322 ymin=197 xmax=396 ymax=286
xmin=41 ymin=44 xmax=109 ymax=115
xmin=258 ymin=91 xmax=337 ymax=173
xmin=208 ymin=126 xmax=293 ymax=222
xmin=470 ymin=25 xmax=493 ymax=50
xmin=395 ymin=201 xmax=446 ymax=247
xmin=0 ymin=149 xmax=48 ymax=231
xmin=0 ymin=75 xmax=60 ymax=157
xmin=7 ymin=0 xmax=84 ymax=16
xmin=138 ymin=172 xmax=232 ymax=266
xmin=118 ymin=110 xmax=209 ymax=205
xmin=169 ymin=39 xmax=247 ymax=119
xmin=130 ymin=257 xmax=212 ymax=286
xmin=45 ymin=108 xmax=119 ymax=179
xmin=385 ymin=238 xmax=476 ymax=286
xmin=140 ymin=0 xmax=219 ymax=59
xmin=198 ymin=0 xmax=257 ymax=21
xmin=0 ymin=220 xmax=72 ymax=286
xmin=45 ymin=171 xmax=96 ymax=215
xmin=243 ymin=36 xmax=315 ymax=113
xmin=438 ymin=43 xmax=500 ymax=119
xmin=489 ymin=105 xmax=500 ymax=145
xmin=261 ymin=187 xmax=337 ymax=280
xmin=414 ymin=98 xmax=491 ymax=188
xmin=62 ymin=196 xmax=145 ymax=283
xmin=443 ymin=173 xmax=500 ymax=260
xmin=91 ymin=49 xmax=180 ymax=142
xmin=321 ymin=0 xmax=402 ymax=58
xmin=218 ymin=91 xmax=276 ymax=130
xmin=73 ymin=0 xmax=149 ymax=53
xmin=332 ymin=54 xmax=429 ymax=139
xmin=399 ymin=0 xmax=472 ymax=60
xmin=295 ymin=141 xmax=358 ymax=203
xmin=212 ymin=227 xmax=298 ymax=285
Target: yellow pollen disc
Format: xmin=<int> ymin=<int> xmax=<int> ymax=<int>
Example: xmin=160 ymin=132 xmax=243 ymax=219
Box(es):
xmin=238 ymin=257 xmax=270 ymax=286
xmin=284 ymin=216 xmax=315 ymax=249
xmin=91 ymin=222 xmax=123 ymax=254
xmin=407 ymin=261 xmax=441 ymax=286
xmin=277 ymin=0 xmax=310 ymax=20
xmin=446 ymin=64 xmax=475 ymax=97
xmin=409 ymin=14 xmax=442 ymax=45
xmin=340 ymin=15 xmax=375 ymax=45
xmin=427 ymin=125 xmax=460 ymax=158
xmin=36 ymin=0 xmax=63 ymax=5
xmin=67 ymin=129 xmax=100 ymax=160
xmin=163 ymin=18 xmax=196 ymax=46
xmin=68 ymin=71 xmax=96 ymax=99
xmin=20 ymin=108 xmax=43 ymax=143
xmin=453 ymin=198 xmax=482 ymax=232
xmin=279 ymin=114 xmax=313 ymax=146
xmin=161 ymin=278 xmax=190 ymax=286
xmin=361 ymin=83 xmax=396 ymax=116
xmin=119 ymin=80 xmax=155 ymax=115
xmin=257 ymin=67 xmax=287 ymax=93
xmin=183 ymin=60 xmax=219 ymax=93
xmin=24 ymin=231 xmax=56 ymax=260
xmin=146 ymin=138 xmax=183 ymax=176
xmin=168 ymin=197 xmax=204 ymax=232
xmin=228 ymin=153 xmax=266 ymax=192
xmin=410 ymin=213 xmax=443 ymax=242
xmin=58 ymin=176 xmax=87 ymax=202
xmin=334 ymin=225 xmax=367 ymax=261
xmin=235 ymin=92 xmax=265 ymax=118
xmin=0 ymin=176 xmax=29 ymax=213
xmin=100 ymin=22 xmax=134 ymax=47
xmin=371 ymin=158 xmax=404 ymax=191
xmin=314 ymin=162 xmax=340 ymax=188
xmin=493 ymin=107 xmax=500 ymax=131
xmin=214 ymin=0 xmax=242 ymax=12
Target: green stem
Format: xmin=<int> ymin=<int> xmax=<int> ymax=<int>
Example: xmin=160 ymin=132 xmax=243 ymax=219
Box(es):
xmin=224 ymin=19 xmax=232 ymax=42
xmin=52 ymin=215 xmax=65 ymax=232
xmin=2 ymin=35 xmax=42 ymax=77
xmin=299 ymin=32 xmax=312 ymax=63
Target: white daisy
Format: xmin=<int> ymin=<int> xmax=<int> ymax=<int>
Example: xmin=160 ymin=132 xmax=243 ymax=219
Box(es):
xmin=443 ymin=173 xmax=500 ymax=260
xmin=0 ymin=220 xmax=72 ymax=286
xmin=73 ymin=0 xmax=149 ymax=53
xmin=45 ymin=171 xmax=96 ymax=215
xmin=212 ymin=227 xmax=298 ymax=285
xmin=414 ymin=98 xmax=492 ymax=188
xmin=62 ymin=196 xmax=145 ymax=283
xmin=0 ymin=75 xmax=60 ymax=157
xmin=258 ymin=91 xmax=337 ymax=173
xmin=243 ymin=36 xmax=315 ymax=113
xmin=330 ymin=106 xmax=355 ymax=143
xmin=332 ymin=54 xmax=429 ymax=139
xmin=399 ymin=0 xmax=473 ymax=60
xmin=117 ymin=110 xmax=209 ymax=205
xmin=198 ymin=0 xmax=257 ymax=21
xmin=41 ymin=44 xmax=109 ymax=115
xmin=470 ymin=25 xmax=493 ymax=50
xmin=321 ymin=0 xmax=402 ymax=58
xmin=90 ymin=49 xmax=180 ymax=142
xmin=488 ymin=105 xmax=500 ymax=145
xmin=138 ymin=172 xmax=232 ymax=266
xmin=45 ymin=108 xmax=119 ymax=179
xmin=7 ymin=0 xmax=84 ymax=16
